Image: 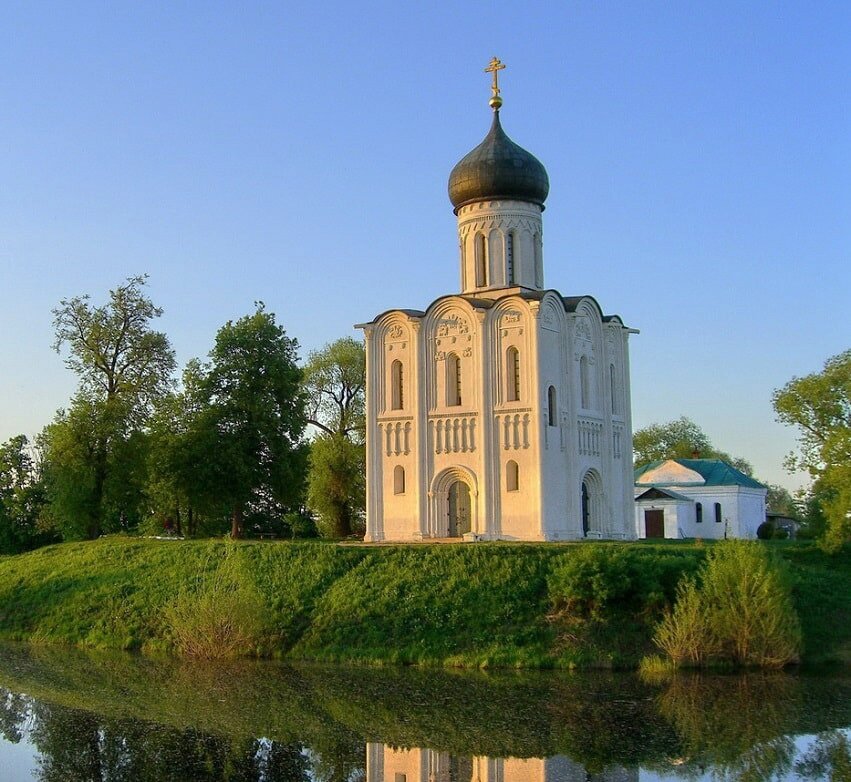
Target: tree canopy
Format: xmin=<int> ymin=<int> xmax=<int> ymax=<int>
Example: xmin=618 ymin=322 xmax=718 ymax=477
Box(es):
xmin=44 ymin=276 xmax=175 ymax=538
xmin=302 ymin=338 xmax=366 ymax=538
xmin=186 ymin=305 xmax=308 ymax=538
xmin=632 ymin=416 xmax=754 ymax=476
xmin=773 ymin=349 xmax=851 ymax=550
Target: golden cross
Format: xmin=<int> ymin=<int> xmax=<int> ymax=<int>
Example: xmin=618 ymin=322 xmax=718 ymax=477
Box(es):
xmin=485 ymin=56 xmax=506 ymax=99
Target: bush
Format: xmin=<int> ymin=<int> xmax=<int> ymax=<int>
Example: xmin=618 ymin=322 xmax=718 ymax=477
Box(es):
xmin=547 ymin=545 xmax=697 ymax=620
xmin=164 ymin=545 xmax=268 ymax=658
xmin=651 ymin=540 xmax=802 ymax=668
xmin=757 ymin=521 xmax=774 ymax=540
xmin=653 ymin=576 xmax=719 ymax=666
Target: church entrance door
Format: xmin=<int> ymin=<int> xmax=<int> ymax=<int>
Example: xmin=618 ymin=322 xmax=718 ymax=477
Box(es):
xmin=645 ymin=509 xmax=664 ymax=538
xmin=447 ymin=481 xmax=471 ymax=537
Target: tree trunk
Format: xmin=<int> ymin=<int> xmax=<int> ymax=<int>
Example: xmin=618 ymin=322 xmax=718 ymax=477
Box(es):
xmin=187 ymin=506 xmax=195 ymax=537
xmin=231 ymin=506 xmax=243 ymax=539
xmin=175 ymin=505 xmax=182 ymax=537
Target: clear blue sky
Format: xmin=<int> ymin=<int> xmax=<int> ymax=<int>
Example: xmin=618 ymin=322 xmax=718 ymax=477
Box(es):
xmin=1 ymin=2 xmax=849 ymax=491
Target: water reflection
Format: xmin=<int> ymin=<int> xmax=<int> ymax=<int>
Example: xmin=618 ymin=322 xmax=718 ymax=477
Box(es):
xmin=366 ymin=745 xmax=637 ymax=782
xmin=0 ymin=644 xmax=847 ymax=781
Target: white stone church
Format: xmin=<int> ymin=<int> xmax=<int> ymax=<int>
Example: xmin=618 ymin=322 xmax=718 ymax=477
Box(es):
xmin=357 ymin=62 xmax=637 ymax=542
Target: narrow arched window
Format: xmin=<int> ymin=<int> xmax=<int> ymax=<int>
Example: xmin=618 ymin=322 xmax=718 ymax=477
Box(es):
xmin=507 ymin=347 xmax=520 ymax=402
xmin=391 ymin=360 xmax=404 ymax=410
xmin=715 ymin=502 xmax=722 ymax=523
xmin=696 ymin=502 xmax=703 ymax=524
xmin=475 ymin=234 xmax=488 ymax=287
xmin=506 ymin=232 xmax=515 ymax=285
xmin=610 ymin=364 xmax=618 ymax=415
xmin=580 ymin=356 xmax=590 ymax=409
xmin=534 ymin=233 xmax=543 ymax=287
xmin=547 ymin=385 xmax=557 ymax=426
xmin=447 ymin=353 xmax=462 ymax=406
xmin=506 ymin=460 xmax=519 ymax=492
xmin=393 ymin=465 xmax=405 ymax=494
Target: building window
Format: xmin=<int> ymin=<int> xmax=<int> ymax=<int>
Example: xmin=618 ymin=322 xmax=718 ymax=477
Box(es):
xmin=507 ymin=347 xmax=520 ymax=402
xmin=696 ymin=502 xmax=703 ymax=523
xmin=715 ymin=502 xmax=722 ymax=523
xmin=475 ymin=233 xmax=488 ymax=287
xmin=506 ymin=460 xmax=519 ymax=492
xmin=391 ymin=360 xmax=404 ymax=410
xmin=547 ymin=385 xmax=557 ymax=426
xmin=506 ymin=231 xmax=515 ymax=285
xmin=610 ymin=364 xmax=618 ymax=415
xmin=580 ymin=355 xmax=590 ymax=409
xmin=447 ymin=353 xmax=462 ymax=406
xmin=393 ymin=465 xmax=405 ymax=495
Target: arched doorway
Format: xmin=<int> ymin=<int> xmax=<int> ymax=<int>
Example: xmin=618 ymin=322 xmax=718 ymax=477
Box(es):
xmin=581 ymin=470 xmax=603 ymax=538
xmin=447 ymin=480 xmax=471 ymax=537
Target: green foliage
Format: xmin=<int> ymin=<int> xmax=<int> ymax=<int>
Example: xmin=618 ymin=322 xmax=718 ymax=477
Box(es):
xmin=189 ymin=305 xmax=308 ymax=537
xmin=164 ymin=546 xmax=267 ymax=658
xmin=773 ymin=349 xmax=851 ymax=551
xmin=652 ymin=540 xmax=802 ymax=668
xmin=0 ymin=436 xmax=55 ymax=554
xmin=757 ymin=521 xmax=774 ymax=540
xmin=0 ymin=539 xmax=843 ymax=668
xmin=40 ymin=396 xmax=150 ymax=539
xmin=302 ymin=337 xmax=365 ymax=440
xmin=302 ymin=338 xmax=366 ymax=538
xmin=547 ymin=545 xmax=699 ymax=620
xmin=632 ymin=416 xmax=754 ymax=475
xmin=46 ymin=276 xmax=175 ymax=539
xmin=307 ymin=434 xmax=365 ymax=538
xmin=653 ymin=577 xmax=719 ymax=666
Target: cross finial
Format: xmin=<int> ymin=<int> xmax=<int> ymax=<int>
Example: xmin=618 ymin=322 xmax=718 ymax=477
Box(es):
xmin=485 ymin=56 xmax=506 ymax=110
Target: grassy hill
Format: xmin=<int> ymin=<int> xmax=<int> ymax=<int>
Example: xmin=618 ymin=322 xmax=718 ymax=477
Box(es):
xmin=0 ymin=537 xmax=846 ymax=668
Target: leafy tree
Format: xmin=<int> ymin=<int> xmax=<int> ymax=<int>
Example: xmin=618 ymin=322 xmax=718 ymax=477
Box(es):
xmin=303 ymin=337 xmax=365 ymax=438
xmin=773 ymin=349 xmax=851 ymax=550
xmin=189 ymin=305 xmax=308 ymax=538
xmin=41 ymin=395 xmax=150 ymax=539
xmin=633 ymin=416 xmax=754 ymax=475
xmin=307 ymin=434 xmax=365 ymax=539
xmin=765 ymin=484 xmax=796 ymax=516
xmin=0 ymin=435 xmax=55 ymax=553
xmin=47 ymin=276 xmax=175 ymax=538
xmin=303 ymin=338 xmax=366 ymax=537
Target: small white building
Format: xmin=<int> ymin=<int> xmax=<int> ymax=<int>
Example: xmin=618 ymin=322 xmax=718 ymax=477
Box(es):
xmin=634 ymin=459 xmax=767 ymax=540
xmin=356 ymin=64 xmax=637 ymax=542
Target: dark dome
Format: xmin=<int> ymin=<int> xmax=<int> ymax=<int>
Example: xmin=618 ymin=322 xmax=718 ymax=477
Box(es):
xmin=448 ymin=111 xmax=549 ymax=212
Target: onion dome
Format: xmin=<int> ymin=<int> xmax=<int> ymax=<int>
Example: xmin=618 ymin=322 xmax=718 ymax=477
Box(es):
xmin=448 ymin=110 xmax=550 ymax=212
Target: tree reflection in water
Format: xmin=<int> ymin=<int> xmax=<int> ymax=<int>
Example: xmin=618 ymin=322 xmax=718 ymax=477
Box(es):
xmin=0 ymin=644 xmax=847 ymax=781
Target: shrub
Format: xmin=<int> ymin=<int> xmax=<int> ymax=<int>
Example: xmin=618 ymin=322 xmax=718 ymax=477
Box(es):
xmin=651 ymin=540 xmax=802 ymax=668
xmin=653 ymin=576 xmax=719 ymax=666
xmin=547 ymin=545 xmax=697 ymax=620
xmin=164 ymin=545 xmax=268 ymax=658
xmin=757 ymin=521 xmax=774 ymax=540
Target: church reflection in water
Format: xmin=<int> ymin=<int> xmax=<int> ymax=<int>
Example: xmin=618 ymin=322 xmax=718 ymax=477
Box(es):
xmin=366 ymin=744 xmax=638 ymax=782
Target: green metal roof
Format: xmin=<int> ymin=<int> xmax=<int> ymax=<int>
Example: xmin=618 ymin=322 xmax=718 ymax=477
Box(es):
xmin=634 ymin=459 xmax=767 ymax=489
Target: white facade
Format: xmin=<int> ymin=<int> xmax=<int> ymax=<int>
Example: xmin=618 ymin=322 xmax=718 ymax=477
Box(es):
xmin=357 ymin=125 xmax=637 ymax=542
xmin=634 ymin=460 xmax=767 ymax=540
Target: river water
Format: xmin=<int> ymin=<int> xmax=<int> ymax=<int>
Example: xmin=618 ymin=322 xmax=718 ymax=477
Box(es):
xmin=0 ymin=643 xmax=847 ymax=781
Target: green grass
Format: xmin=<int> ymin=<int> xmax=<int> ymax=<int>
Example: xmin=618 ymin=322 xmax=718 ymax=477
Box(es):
xmin=0 ymin=536 xmax=846 ymax=668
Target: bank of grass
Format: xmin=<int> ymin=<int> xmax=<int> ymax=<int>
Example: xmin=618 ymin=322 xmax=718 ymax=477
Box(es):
xmin=0 ymin=536 xmax=846 ymax=668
